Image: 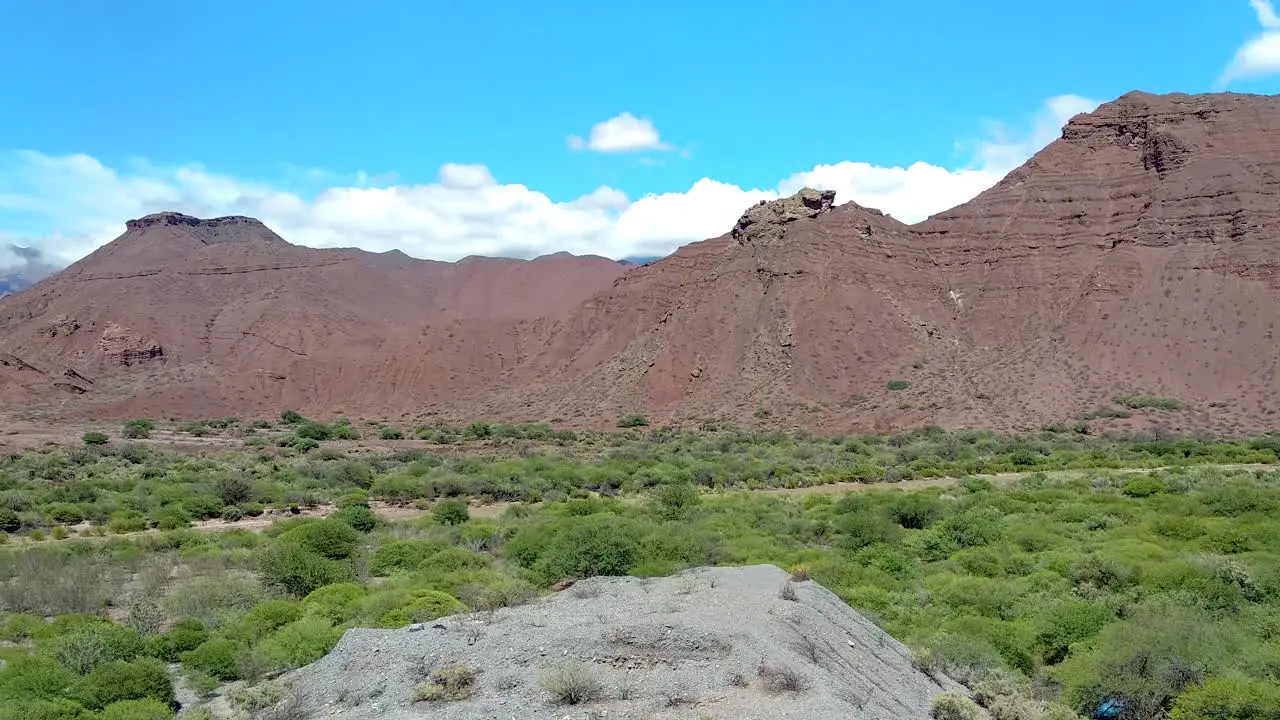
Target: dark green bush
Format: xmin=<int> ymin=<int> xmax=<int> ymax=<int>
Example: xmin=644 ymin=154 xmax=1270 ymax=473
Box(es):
xmin=143 ymin=619 xmax=208 ymax=663
xmin=121 ymin=420 xmax=155 ymax=440
xmin=432 ymin=499 xmax=470 ymax=526
xmin=44 ymin=503 xmax=85 ymax=525
xmin=331 ymin=504 xmax=379 ymax=532
xmin=886 ymin=380 xmax=912 ymax=391
xmin=0 ymin=655 xmax=78 ymax=701
xmin=378 ymin=427 xmax=404 ymax=440
xmin=81 ymin=433 xmax=109 ymax=446
xmin=52 ymin=623 xmax=145 ymax=674
xmin=532 ymin=515 xmax=641 ymax=582
xmin=97 ymin=698 xmax=175 ymax=720
xmin=257 ymin=543 xmax=354 ymax=597
xmin=148 ymin=506 xmax=190 ymax=531
xmin=276 ymin=519 xmax=360 ymax=560
xmin=0 ymin=508 xmax=20 ymax=533
xmin=181 ymin=639 xmax=242 ymax=681
xmin=70 ymin=658 xmax=173 ymax=710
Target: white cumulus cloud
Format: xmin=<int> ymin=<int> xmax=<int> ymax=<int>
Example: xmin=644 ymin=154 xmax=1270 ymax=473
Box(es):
xmin=1221 ymin=0 xmax=1280 ymax=85
xmin=0 ymin=94 xmax=1098 ymax=270
xmin=568 ymin=112 xmax=671 ymax=153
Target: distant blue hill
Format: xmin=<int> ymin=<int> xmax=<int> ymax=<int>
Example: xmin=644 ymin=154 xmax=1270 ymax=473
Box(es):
xmin=619 ymin=255 xmax=663 ymax=266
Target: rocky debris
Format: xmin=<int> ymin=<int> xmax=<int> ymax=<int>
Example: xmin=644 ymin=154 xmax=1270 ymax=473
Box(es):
xmin=275 ymin=565 xmax=965 ymax=720
xmin=63 ymin=368 xmax=93 ymax=385
xmin=732 ymin=188 xmax=837 ymax=247
xmin=40 ymin=314 xmax=82 ymax=338
xmin=52 ymin=382 xmax=87 ymax=395
xmin=97 ymin=323 xmax=165 ymax=366
xmin=0 ymin=354 xmax=42 ymax=374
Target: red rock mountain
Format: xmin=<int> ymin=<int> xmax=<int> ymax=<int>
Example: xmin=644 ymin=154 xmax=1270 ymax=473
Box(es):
xmin=1 ymin=90 xmax=1278 ymax=432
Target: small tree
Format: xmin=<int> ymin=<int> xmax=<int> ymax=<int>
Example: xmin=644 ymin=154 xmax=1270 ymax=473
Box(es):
xmin=280 ymin=409 xmax=304 ymax=424
xmin=121 ymin=419 xmax=155 ymax=439
xmin=433 ymin=499 xmax=470 ymax=526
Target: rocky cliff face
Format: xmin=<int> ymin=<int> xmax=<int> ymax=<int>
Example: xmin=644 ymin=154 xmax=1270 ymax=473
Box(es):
xmin=0 ymin=91 xmax=1277 ymax=432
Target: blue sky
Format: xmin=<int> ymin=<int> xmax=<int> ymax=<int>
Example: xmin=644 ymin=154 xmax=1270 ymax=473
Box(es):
xmin=1 ymin=0 xmax=1277 ymax=268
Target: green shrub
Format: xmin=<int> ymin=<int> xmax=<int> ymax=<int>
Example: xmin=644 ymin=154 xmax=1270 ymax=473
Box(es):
xmin=121 ymin=420 xmax=155 ymax=440
xmin=887 ymin=380 xmax=913 ymax=391
xmin=376 ymin=590 xmax=466 ymax=627
xmin=257 ymin=616 xmax=341 ymax=670
xmin=369 ymin=539 xmax=447 ymax=576
xmin=181 ymin=639 xmax=242 ymax=681
xmin=0 ymin=654 xmax=78 ymax=701
xmin=222 ymin=600 xmax=303 ymax=644
xmin=432 ymin=499 xmax=470 ymax=526
xmin=294 ymin=422 xmax=333 ymax=441
xmin=1114 ymin=395 xmax=1182 ymax=411
xmin=143 ymin=619 xmax=208 ymax=663
xmin=70 ymin=658 xmax=174 ymax=710
xmin=378 ymin=428 xmax=404 ymax=440
xmin=1167 ymin=674 xmax=1280 ymax=719
xmin=1033 ymin=600 xmax=1114 ymax=664
xmin=97 ymin=698 xmax=175 ymax=720
xmin=616 ymin=414 xmax=649 ymax=428
xmin=148 ymin=506 xmax=190 ymax=531
xmin=106 ymin=511 xmax=147 ymax=534
xmin=533 ymin=515 xmax=641 ymax=582
xmin=44 ymin=503 xmax=85 ymax=525
xmin=301 ymin=583 xmax=368 ymax=624
xmin=279 ymin=410 xmax=304 ymax=424
xmin=53 ymin=623 xmax=145 ymax=674
xmin=0 ymin=507 xmax=20 ymax=533
xmin=331 ymin=504 xmax=379 ymax=533
xmin=257 ymin=543 xmax=354 ymax=597
xmin=650 ymin=483 xmax=700 ymax=520
xmin=930 ymin=693 xmax=982 ymax=720
xmin=1202 ymin=528 xmax=1254 ymax=554
xmin=276 ymin=519 xmax=361 ymax=560
xmin=82 ymin=433 xmax=109 ymax=446
xmin=1122 ymin=476 xmax=1168 ymax=498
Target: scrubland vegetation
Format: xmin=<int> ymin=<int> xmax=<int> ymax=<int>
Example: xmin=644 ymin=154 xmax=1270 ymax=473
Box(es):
xmin=0 ymin=421 xmax=1278 ymax=718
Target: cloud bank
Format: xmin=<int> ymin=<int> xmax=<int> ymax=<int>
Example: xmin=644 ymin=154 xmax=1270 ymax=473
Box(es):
xmin=1220 ymin=0 xmax=1280 ymax=85
xmin=0 ymin=94 xmax=1098 ymax=271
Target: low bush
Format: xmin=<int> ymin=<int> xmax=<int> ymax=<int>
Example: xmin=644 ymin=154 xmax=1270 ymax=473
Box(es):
xmin=82 ymin=433 xmax=109 ymax=446
xmin=757 ymin=663 xmax=809 ymax=693
xmin=98 ymin=698 xmax=175 ymax=720
xmin=70 ymin=658 xmax=174 ymax=710
xmin=411 ymin=662 xmax=480 ymax=702
xmin=930 ymin=693 xmax=982 ymax=720
xmin=432 ymin=499 xmax=471 ymax=526
xmin=121 ymin=420 xmax=155 ymax=440
xmin=541 ymin=661 xmax=603 ymax=705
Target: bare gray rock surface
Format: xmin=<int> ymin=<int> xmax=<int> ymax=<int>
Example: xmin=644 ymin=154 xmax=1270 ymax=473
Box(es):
xmin=280 ymin=564 xmax=966 ymax=719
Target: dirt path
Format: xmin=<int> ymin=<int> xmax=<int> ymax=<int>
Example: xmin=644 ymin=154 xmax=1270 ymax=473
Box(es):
xmin=27 ymin=462 xmax=1276 ymax=545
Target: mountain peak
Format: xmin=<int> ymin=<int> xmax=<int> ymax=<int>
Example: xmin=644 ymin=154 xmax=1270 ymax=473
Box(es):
xmin=126 ymin=211 xmax=273 ymax=234
xmin=731 ymin=188 xmax=837 ymax=247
